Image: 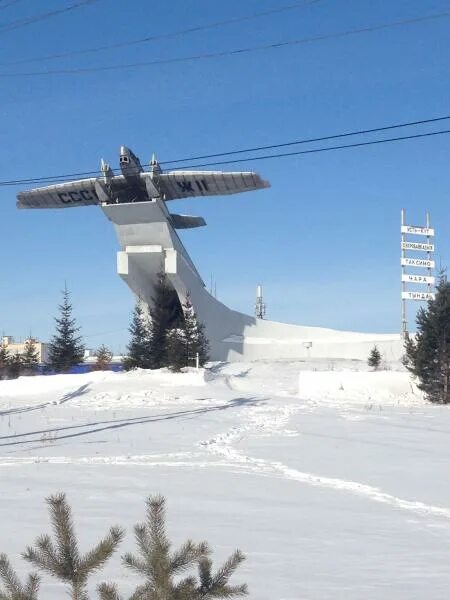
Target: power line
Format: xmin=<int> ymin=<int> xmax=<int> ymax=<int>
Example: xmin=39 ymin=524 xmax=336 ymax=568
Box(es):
xmin=0 ymin=0 xmax=101 ymax=34
xmin=169 ymin=129 xmax=450 ymax=171
xmin=0 ymin=9 xmax=449 ymax=76
xmin=161 ymin=115 xmax=450 ymax=165
xmin=0 ymin=0 xmax=320 ymax=66
xmin=2 ymin=115 xmax=450 ymax=185
xmin=0 ymin=0 xmax=25 ymax=11
xmin=1 ymin=122 xmax=450 ymax=188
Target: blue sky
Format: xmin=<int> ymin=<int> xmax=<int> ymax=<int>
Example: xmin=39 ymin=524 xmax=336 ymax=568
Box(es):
xmin=0 ymin=0 xmax=449 ymax=353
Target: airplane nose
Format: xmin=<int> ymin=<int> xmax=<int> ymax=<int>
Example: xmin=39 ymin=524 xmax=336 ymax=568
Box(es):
xmin=120 ymin=145 xmax=129 ymax=156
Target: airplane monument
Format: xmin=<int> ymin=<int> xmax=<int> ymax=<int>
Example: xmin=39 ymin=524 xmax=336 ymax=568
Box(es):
xmin=17 ymin=147 xmax=402 ymax=361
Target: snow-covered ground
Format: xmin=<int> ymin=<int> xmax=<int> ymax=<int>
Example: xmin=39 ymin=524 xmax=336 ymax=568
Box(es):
xmin=0 ymin=360 xmax=449 ymax=599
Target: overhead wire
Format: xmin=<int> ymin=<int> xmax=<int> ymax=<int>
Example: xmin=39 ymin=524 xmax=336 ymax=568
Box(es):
xmin=170 ymin=129 xmax=450 ymax=171
xmin=1 ymin=117 xmax=450 ymax=187
xmin=0 ymin=0 xmax=321 ymax=66
xmin=0 ymin=0 xmax=25 ymax=11
xmin=0 ymin=9 xmax=449 ymax=76
xmin=161 ymin=115 xmax=450 ymax=165
xmin=0 ymin=0 xmax=101 ymax=34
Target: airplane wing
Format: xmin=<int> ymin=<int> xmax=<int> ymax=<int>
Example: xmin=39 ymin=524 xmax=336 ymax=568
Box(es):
xmin=148 ymin=170 xmax=270 ymax=201
xmin=16 ymin=175 xmax=130 ymax=209
xmin=17 ymin=170 xmax=270 ymax=208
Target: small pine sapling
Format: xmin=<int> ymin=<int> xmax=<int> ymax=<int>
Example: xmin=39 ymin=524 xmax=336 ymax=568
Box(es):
xmin=0 ymin=554 xmax=40 ymax=600
xmin=93 ymin=345 xmax=113 ymax=371
xmin=21 ymin=339 xmax=40 ymax=375
xmin=22 ymin=493 xmax=124 ymax=600
xmin=367 ymin=345 xmax=382 ymax=370
xmin=103 ymin=495 xmax=247 ymax=599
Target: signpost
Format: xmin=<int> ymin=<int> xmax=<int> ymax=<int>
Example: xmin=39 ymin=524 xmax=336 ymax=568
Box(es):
xmin=401 ymin=209 xmax=435 ymax=339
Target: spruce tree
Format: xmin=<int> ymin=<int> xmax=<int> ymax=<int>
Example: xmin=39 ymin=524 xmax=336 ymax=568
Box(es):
xmin=0 ymin=554 xmax=40 ymax=600
xmin=166 ymin=328 xmax=187 ymax=372
xmin=93 ymin=345 xmax=113 ymax=371
xmin=367 ymin=345 xmax=381 ymax=370
xmin=111 ymin=495 xmax=247 ymax=600
xmin=123 ymin=303 xmax=153 ymax=370
xmin=47 ymin=286 xmax=85 ymax=373
xmin=0 ymin=346 xmax=10 ymax=380
xmin=21 ymin=339 xmax=40 ymax=375
xmin=182 ymin=296 xmax=210 ymax=367
xmin=23 ymin=493 xmax=124 ymax=600
xmin=149 ymin=273 xmax=183 ymax=369
xmin=7 ymin=353 xmax=22 ymax=380
xmin=405 ymin=274 xmax=450 ymax=403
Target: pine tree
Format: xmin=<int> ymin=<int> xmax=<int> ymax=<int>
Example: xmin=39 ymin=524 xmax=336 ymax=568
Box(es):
xmin=0 ymin=346 xmax=10 ymax=380
xmin=149 ymin=273 xmax=183 ymax=369
xmin=7 ymin=353 xmax=22 ymax=380
xmin=110 ymin=495 xmax=247 ymax=600
xmin=0 ymin=554 xmax=40 ymax=600
xmin=182 ymin=296 xmax=210 ymax=368
xmin=47 ymin=286 xmax=85 ymax=373
xmin=123 ymin=303 xmax=153 ymax=370
xmin=405 ymin=274 xmax=450 ymax=403
xmin=22 ymin=493 xmax=124 ymax=600
xmin=21 ymin=339 xmax=40 ymax=375
xmin=166 ymin=328 xmax=187 ymax=372
xmin=367 ymin=345 xmax=382 ymax=370
xmin=93 ymin=345 xmax=113 ymax=371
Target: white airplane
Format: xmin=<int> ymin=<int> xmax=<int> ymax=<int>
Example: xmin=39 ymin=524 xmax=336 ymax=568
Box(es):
xmin=16 ymin=146 xmax=270 ymax=228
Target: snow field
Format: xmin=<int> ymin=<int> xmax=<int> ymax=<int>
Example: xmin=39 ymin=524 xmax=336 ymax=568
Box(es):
xmin=0 ymin=361 xmax=449 ymax=599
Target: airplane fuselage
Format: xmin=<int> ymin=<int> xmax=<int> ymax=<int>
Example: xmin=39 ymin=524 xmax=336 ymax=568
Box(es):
xmin=119 ymin=145 xmax=147 ymax=201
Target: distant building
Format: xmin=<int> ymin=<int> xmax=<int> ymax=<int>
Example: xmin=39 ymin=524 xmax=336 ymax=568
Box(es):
xmin=1 ymin=336 xmax=49 ymax=364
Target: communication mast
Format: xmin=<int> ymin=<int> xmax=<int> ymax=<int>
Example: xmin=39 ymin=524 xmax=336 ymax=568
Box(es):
xmin=255 ymin=284 xmax=266 ymax=319
xmin=400 ymin=209 xmax=435 ymax=339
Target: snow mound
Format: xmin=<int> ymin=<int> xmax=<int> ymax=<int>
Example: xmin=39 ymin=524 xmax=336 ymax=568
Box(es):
xmin=298 ymin=370 xmax=424 ymax=405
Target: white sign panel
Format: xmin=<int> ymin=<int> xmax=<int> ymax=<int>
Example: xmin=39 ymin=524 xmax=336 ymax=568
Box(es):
xmin=401 ymin=225 xmax=435 ymax=236
xmin=401 ymin=241 xmax=434 ymax=252
xmin=401 ymin=274 xmax=435 ymax=284
xmin=402 ymin=291 xmax=435 ymax=301
xmin=401 ymin=258 xmax=435 ymax=268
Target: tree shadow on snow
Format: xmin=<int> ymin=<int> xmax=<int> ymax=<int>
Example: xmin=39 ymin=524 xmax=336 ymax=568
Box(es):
xmin=0 ymin=383 xmax=91 ymax=417
xmin=0 ymin=396 xmax=262 ymax=448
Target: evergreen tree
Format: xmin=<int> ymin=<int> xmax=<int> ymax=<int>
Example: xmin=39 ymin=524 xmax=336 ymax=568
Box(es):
xmin=123 ymin=303 xmax=153 ymax=370
xmin=0 ymin=346 xmax=10 ymax=380
xmin=110 ymin=495 xmax=247 ymax=600
xmin=93 ymin=345 xmax=113 ymax=371
xmin=23 ymin=493 xmax=124 ymax=600
xmin=405 ymin=274 xmax=450 ymax=403
xmin=21 ymin=339 xmax=40 ymax=375
xmin=0 ymin=554 xmax=40 ymax=600
xmin=7 ymin=353 xmax=22 ymax=380
xmin=367 ymin=345 xmax=382 ymax=370
xmin=47 ymin=287 xmax=85 ymax=373
xmin=166 ymin=328 xmax=187 ymax=372
xmin=182 ymin=296 xmax=210 ymax=368
xmin=149 ymin=273 xmax=183 ymax=369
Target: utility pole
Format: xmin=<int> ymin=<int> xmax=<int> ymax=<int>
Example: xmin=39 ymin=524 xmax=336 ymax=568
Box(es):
xmin=255 ymin=284 xmax=266 ymax=319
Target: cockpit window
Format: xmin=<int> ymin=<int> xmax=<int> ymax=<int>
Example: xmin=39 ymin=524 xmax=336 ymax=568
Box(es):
xmin=120 ymin=156 xmax=130 ymax=164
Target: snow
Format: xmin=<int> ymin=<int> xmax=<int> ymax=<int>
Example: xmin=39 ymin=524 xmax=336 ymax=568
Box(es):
xmin=1 ymin=361 xmax=450 ymax=599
